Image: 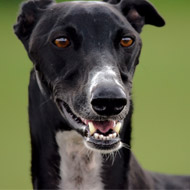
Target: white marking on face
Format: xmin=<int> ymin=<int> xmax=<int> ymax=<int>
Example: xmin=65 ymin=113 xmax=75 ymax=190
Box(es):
xmin=69 ymin=1 xmax=107 ymax=6
xmin=89 ymin=66 xmax=124 ymax=94
xmin=56 ymin=131 xmax=104 ymax=190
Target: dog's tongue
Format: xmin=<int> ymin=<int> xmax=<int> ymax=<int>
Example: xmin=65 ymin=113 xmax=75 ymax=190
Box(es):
xmin=91 ymin=120 xmax=115 ymax=133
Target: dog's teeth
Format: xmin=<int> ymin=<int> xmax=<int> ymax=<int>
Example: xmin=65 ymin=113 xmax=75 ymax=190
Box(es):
xmin=93 ymin=132 xmax=118 ymax=140
xmin=113 ymin=122 xmax=121 ymax=134
xmin=109 ymin=134 xmax=113 ymax=139
xmin=81 ymin=118 xmax=87 ymax=124
xmin=113 ymin=133 xmax=117 ymax=138
xmin=88 ymin=122 xmax=96 ymax=135
xmin=94 ymin=133 xmax=99 ymax=139
xmin=99 ymin=135 xmax=104 ymax=140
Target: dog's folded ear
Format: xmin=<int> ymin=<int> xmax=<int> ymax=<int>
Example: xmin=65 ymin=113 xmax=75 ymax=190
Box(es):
xmin=14 ymin=0 xmax=54 ymax=50
xmin=104 ymin=0 xmax=165 ymax=33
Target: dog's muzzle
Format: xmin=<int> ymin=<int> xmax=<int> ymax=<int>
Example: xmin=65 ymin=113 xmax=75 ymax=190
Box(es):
xmin=56 ymin=84 xmax=127 ymax=153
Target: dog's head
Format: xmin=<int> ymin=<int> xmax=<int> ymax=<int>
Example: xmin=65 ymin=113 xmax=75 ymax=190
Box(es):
xmin=14 ymin=0 xmax=165 ymax=153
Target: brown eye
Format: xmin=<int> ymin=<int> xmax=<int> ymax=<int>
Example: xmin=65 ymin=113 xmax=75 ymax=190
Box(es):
xmin=54 ymin=37 xmax=70 ymax=48
xmin=120 ymin=37 xmax=134 ymax=47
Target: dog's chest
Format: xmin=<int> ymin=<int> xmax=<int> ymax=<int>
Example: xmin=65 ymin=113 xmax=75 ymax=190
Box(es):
xmin=56 ymin=131 xmax=104 ymax=190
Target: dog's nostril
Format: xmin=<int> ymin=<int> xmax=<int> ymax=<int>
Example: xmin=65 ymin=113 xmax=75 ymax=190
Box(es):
xmin=91 ymin=96 xmax=127 ymax=116
xmin=92 ymin=103 xmax=107 ymax=112
xmin=115 ymin=105 xmax=125 ymax=111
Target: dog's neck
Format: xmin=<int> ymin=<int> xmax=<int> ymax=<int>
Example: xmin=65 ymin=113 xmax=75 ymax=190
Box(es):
xmin=56 ymin=131 xmax=104 ymax=190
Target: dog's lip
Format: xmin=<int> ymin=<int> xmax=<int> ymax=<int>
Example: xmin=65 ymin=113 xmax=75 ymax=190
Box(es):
xmin=56 ymin=99 xmax=122 ymax=151
xmin=56 ymin=99 xmax=87 ymax=135
xmin=84 ymin=136 xmax=121 ymax=153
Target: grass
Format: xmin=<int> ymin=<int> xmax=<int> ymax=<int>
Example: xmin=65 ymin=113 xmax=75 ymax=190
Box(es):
xmin=0 ymin=0 xmax=190 ymax=188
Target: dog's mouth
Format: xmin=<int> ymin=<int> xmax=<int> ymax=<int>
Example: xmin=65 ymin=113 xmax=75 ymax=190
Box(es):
xmin=56 ymin=100 xmax=122 ymax=153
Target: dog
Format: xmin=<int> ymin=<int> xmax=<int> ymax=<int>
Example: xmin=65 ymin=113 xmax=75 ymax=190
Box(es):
xmin=14 ymin=0 xmax=190 ymax=189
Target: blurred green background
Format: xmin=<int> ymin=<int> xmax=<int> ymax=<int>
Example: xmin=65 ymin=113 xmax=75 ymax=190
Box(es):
xmin=0 ymin=0 xmax=190 ymax=189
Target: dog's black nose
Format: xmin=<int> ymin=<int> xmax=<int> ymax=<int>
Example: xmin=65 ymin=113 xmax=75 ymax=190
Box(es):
xmin=91 ymin=86 xmax=127 ymax=116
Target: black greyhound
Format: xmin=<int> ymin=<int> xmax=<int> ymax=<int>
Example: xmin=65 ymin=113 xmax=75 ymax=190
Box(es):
xmin=14 ymin=0 xmax=190 ymax=189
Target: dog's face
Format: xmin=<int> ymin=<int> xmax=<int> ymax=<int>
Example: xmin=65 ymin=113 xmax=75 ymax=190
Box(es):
xmin=14 ymin=0 xmax=164 ymax=153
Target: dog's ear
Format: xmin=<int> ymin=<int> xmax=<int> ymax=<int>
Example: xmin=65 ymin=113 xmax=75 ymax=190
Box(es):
xmin=14 ymin=0 xmax=54 ymax=50
xmin=104 ymin=0 xmax=165 ymax=33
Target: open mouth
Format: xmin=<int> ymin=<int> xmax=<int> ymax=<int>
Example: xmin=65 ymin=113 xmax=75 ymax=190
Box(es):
xmin=57 ymin=100 xmax=122 ymax=153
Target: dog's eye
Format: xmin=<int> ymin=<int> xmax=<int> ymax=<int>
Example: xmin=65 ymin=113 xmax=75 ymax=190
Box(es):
xmin=53 ymin=37 xmax=70 ymax=48
xmin=120 ymin=37 xmax=134 ymax=47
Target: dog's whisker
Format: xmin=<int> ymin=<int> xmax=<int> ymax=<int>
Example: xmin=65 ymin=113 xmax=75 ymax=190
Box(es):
xmin=39 ymin=98 xmax=51 ymax=108
xmin=121 ymin=142 xmax=131 ymax=150
xmin=111 ymin=152 xmax=116 ymax=166
xmin=107 ymin=154 xmax=111 ymax=161
xmin=108 ymin=153 xmax=113 ymax=165
xmin=103 ymin=153 xmax=109 ymax=162
xmin=117 ymin=149 xmax=122 ymax=159
xmin=79 ymin=146 xmax=87 ymax=155
xmin=86 ymin=149 xmax=93 ymax=159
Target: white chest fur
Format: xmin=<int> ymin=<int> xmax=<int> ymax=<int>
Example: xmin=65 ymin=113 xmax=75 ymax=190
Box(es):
xmin=56 ymin=131 xmax=104 ymax=190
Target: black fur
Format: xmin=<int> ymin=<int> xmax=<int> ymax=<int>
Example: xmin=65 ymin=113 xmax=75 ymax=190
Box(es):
xmin=14 ymin=0 xmax=190 ymax=189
